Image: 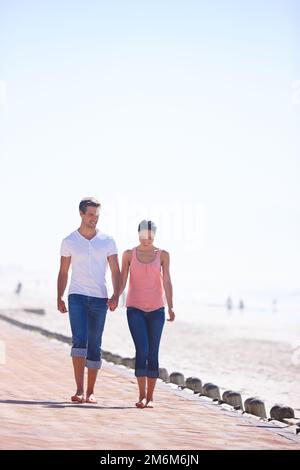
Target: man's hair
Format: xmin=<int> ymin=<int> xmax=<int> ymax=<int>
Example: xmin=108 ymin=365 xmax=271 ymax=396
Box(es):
xmin=138 ymin=220 xmax=157 ymax=234
xmin=79 ymin=197 xmax=101 ymax=214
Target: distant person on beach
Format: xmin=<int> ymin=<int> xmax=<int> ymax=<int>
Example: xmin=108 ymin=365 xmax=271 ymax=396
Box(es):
xmin=57 ymin=197 xmax=120 ymax=404
xmin=120 ymin=220 xmax=175 ymax=408
xmin=15 ymin=282 xmax=22 ymax=295
xmin=226 ymin=297 xmax=233 ymax=310
xmin=239 ymin=299 xmax=244 ymax=309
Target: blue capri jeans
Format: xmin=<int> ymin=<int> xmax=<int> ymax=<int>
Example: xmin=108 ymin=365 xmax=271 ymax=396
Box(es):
xmin=68 ymin=294 xmax=108 ymax=369
xmin=127 ymin=306 xmax=165 ymax=378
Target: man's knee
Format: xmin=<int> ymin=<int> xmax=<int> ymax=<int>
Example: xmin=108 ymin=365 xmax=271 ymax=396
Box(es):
xmin=73 ymin=336 xmax=87 ymax=345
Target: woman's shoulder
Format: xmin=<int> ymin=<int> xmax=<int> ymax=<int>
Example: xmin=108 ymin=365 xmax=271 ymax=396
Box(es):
xmin=160 ymin=248 xmax=169 ymax=255
xmin=123 ymin=248 xmax=134 ymax=258
xmin=160 ymin=249 xmax=170 ymax=261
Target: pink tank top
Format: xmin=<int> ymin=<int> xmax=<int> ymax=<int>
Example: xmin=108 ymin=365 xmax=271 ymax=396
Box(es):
xmin=126 ymin=247 xmax=165 ymax=312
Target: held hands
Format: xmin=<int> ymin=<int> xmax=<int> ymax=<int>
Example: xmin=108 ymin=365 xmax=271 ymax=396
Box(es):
xmin=57 ymin=298 xmax=68 ymax=314
xmin=167 ymin=308 xmax=175 ymax=322
xmin=107 ymin=294 xmax=119 ymax=311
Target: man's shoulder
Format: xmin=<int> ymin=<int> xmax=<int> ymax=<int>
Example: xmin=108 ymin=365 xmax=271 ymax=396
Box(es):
xmin=97 ymin=232 xmax=116 ymax=243
xmin=62 ymin=230 xmax=78 ymax=242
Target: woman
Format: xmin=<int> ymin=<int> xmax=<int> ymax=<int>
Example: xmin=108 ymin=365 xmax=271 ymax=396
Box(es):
xmin=120 ymin=220 xmax=175 ymax=408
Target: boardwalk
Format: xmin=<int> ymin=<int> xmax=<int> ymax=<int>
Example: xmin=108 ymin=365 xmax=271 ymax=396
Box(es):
xmin=0 ymin=318 xmax=299 ymax=450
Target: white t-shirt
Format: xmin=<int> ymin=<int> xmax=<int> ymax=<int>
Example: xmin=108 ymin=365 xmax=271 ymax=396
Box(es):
xmin=60 ymin=230 xmax=118 ymax=298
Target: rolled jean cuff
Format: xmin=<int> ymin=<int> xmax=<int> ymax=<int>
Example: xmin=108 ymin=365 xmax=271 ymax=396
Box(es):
xmin=147 ymin=370 xmax=159 ymax=378
xmin=71 ymin=347 xmax=87 ymax=358
xmin=86 ymin=359 xmax=102 ymax=369
xmin=135 ymin=368 xmax=147 ymax=377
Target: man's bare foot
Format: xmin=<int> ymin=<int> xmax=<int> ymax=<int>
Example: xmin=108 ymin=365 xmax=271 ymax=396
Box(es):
xmin=135 ymin=398 xmax=147 ymax=408
xmin=71 ymin=393 xmax=85 ymax=403
xmin=86 ymin=394 xmax=97 ymax=404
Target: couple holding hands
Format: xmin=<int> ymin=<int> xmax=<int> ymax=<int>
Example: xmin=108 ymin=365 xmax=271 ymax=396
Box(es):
xmin=57 ymin=197 xmax=175 ymax=408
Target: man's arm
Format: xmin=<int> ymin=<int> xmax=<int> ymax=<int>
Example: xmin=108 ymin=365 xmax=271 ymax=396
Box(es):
xmin=161 ymin=250 xmax=175 ymax=321
xmin=57 ymin=256 xmax=71 ymax=313
xmin=107 ymin=254 xmax=121 ymax=311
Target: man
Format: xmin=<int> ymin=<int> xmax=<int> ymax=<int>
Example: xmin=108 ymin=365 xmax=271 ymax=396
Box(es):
xmin=57 ymin=197 xmax=120 ymax=404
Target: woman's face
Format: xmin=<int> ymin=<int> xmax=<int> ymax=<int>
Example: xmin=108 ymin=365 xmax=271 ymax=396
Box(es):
xmin=139 ymin=229 xmax=155 ymax=246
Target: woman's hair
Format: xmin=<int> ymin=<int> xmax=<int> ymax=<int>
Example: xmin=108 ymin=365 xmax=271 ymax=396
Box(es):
xmin=138 ymin=220 xmax=157 ymax=234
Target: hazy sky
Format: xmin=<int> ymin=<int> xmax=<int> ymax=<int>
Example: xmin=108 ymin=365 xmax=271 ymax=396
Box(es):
xmin=0 ymin=0 xmax=299 ymax=292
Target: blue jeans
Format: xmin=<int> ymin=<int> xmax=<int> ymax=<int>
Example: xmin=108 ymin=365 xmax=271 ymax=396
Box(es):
xmin=127 ymin=307 xmax=165 ymax=378
xmin=68 ymin=294 xmax=108 ymax=369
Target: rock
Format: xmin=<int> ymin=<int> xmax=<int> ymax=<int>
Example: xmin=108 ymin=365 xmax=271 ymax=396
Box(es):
xmin=226 ymin=391 xmax=243 ymax=410
xmin=121 ymin=357 xmax=135 ymax=368
xmin=169 ymin=372 xmax=185 ymax=386
xmin=103 ymin=351 xmax=113 ymax=361
xmin=222 ymin=390 xmax=233 ymax=402
xmin=159 ymin=368 xmax=169 ymax=382
xmin=24 ymin=308 xmax=45 ymax=315
xmin=202 ymin=383 xmax=221 ymax=401
xmin=244 ymin=397 xmax=267 ymax=418
xmin=270 ymin=404 xmax=295 ymax=421
xmin=185 ymin=377 xmax=202 ymax=393
xmin=112 ymin=354 xmax=123 ymax=365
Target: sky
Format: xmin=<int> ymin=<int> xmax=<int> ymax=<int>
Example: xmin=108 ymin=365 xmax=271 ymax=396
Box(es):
xmin=0 ymin=0 xmax=299 ymax=295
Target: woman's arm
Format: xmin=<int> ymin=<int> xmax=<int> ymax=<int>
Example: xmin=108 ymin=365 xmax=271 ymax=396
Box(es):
xmin=119 ymin=250 xmax=131 ymax=296
xmin=161 ymin=250 xmax=175 ymax=321
xmin=107 ymin=254 xmax=121 ymax=311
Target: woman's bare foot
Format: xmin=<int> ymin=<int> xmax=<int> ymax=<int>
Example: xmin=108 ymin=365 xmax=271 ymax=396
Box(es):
xmin=145 ymin=400 xmax=154 ymax=408
xmin=135 ymin=397 xmax=147 ymax=408
xmin=71 ymin=392 xmax=85 ymax=403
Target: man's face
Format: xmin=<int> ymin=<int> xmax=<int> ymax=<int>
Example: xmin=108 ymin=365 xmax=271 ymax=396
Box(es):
xmin=80 ymin=206 xmax=100 ymax=229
